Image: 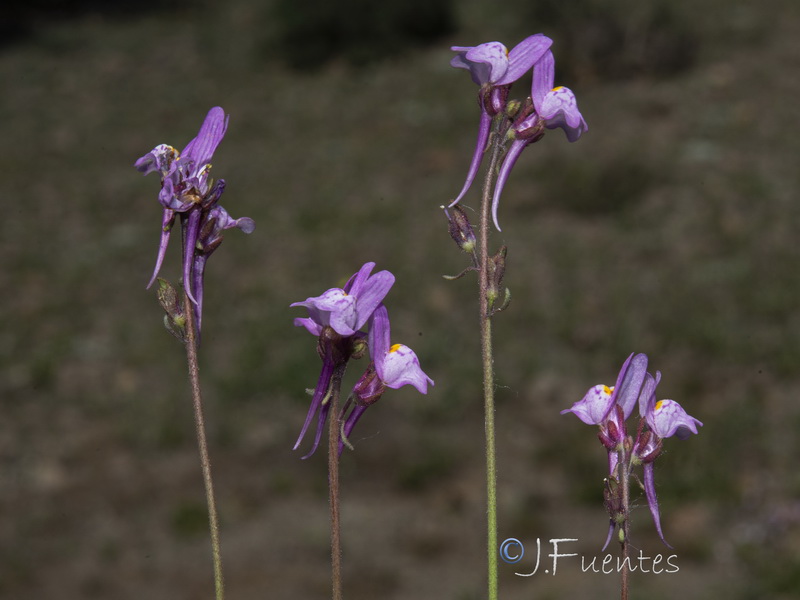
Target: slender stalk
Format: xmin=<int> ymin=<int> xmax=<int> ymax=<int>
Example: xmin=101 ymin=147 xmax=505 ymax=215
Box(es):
xmin=328 ymin=367 xmax=346 ymax=600
xmin=183 ymin=292 xmax=226 ymax=600
xmin=479 ymin=136 xmax=505 ymax=600
xmin=619 ymin=448 xmax=631 ymax=600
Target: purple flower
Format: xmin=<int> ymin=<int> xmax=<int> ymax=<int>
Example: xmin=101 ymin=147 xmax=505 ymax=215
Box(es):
xmin=646 ymin=399 xmax=703 ymax=440
xmin=136 ymin=107 xmax=254 ymax=338
xmin=136 ymin=107 xmax=230 ymax=297
xmin=291 ymin=262 xmax=395 ymax=337
xmin=449 ymin=35 xmax=553 ymax=208
xmin=531 ymin=50 xmax=588 ymax=143
xmin=562 ymin=353 xmax=648 ymax=485
xmin=367 ymin=305 xmax=433 ymax=394
xmin=489 ymin=50 xmax=587 ymax=231
xmin=563 ymin=354 xmax=702 ymax=549
xmin=561 ymin=353 xmax=648 ymax=428
xmin=635 ymin=374 xmax=702 ymax=547
xmin=339 ymin=305 xmax=433 ymax=454
xmin=291 ymin=263 xmax=396 ymax=458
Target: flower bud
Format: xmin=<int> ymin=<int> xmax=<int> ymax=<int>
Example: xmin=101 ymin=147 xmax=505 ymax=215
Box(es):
xmin=443 ymin=205 xmax=477 ymax=255
xmin=352 ymin=363 xmax=386 ymax=407
xmin=487 ymin=245 xmax=507 ymax=311
xmin=351 ymin=336 xmax=368 ymax=361
xmin=480 ymin=84 xmax=510 ymax=117
xmin=156 ymin=278 xmax=187 ymax=342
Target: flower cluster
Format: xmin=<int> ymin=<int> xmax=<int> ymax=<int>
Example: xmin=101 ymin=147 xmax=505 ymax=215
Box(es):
xmin=561 ymin=353 xmax=702 ymax=548
xmin=449 ymin=35 xmax=588 ymax=230
xmin=291 ymin=262 xmax=433 ymax=458
xmin=135 ymin=107 xmax=254 ymax=333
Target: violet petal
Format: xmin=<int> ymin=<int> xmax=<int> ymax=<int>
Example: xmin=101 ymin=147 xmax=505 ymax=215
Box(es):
xmin=644 ymin=462 xmax=673 ymax=548
xmin=496 ymin=34 xmax=552 ymax=86
xmin=294 ymin=357 xmax=335 ymax=453
xmin=491 ymin=138 xmax=527 ymax=231
xmin=449 ymin=109 xmax=492 ymax=207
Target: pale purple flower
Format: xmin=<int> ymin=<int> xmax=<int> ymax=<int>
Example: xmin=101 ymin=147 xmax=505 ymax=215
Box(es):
xmin=449 ymin=35 xmax=553 ymax=208
xmin=646 ymin=399 xmax=703 ymax=440
xmin=368 ymin=305 xmax=433 ymax=393
xmin=490 ymin=49 xmax=587 ymax=231
xmin=562 ymin=353 xmax=647 ymax=485
xmin=561 ymin=353 xmax=648 ymax=427
xmin=531 ymin=50 xmax=588 ymax=142
xmin=291 ymin=263 xmax=395 ymax=458
xmin=563 ymin=353 xmax=702 ymax=549
xmin=636 ymin=375 xmax=702 ymax=547
xmin=339 ymin=305 xmax=433 ymax=454
xmin=291 ymin=262 xmax=395 ymax=337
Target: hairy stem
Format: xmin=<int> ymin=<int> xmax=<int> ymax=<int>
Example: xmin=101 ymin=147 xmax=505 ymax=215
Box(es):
xmin=620 ymin=448 xmax=631 ymax=600
xmin=328 ymin=367 xmax=346 ymax=600
xmin=479 ymin=134 xmax=505 ymax=600
xmin=183 ymin=292 xmax=225 ymax=600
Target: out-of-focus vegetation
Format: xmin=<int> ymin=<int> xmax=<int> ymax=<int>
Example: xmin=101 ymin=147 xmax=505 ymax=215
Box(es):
xmin=1 ymin=0 xmax=799 ymax=598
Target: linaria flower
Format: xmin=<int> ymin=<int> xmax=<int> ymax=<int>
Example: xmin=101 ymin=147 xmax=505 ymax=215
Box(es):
xmin=449 ymin=35 xmax=553 ymax=207
xmin=136 ymin=108 xmax=226 ymax=294
xmin=634 ymin=371 xmax=702 ymax=546
xmin=291 ymin=263 xmax=395 ymax=458
xmin=291 ymin=262 xmax=395 ymax=337
xmin=562 ymin=353 xmax=648 ymax=478
xmin=340 ymin=305 xmax=433 ymax=454
xmin=562 ymin=354 xmax=702 ymax=548
xmin=135 ymin=107 xmax=253 ymax=325
xmin=490 ymin=49 xmax=588 ymax=230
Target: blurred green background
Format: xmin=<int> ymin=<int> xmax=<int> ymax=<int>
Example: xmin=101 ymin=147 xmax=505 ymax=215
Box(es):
xmin=2 ymin=0 xmax=799 ymax=598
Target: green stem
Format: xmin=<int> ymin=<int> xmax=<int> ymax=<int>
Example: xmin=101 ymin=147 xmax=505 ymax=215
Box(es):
xmin=328 ymin=367 xmax=346 ymax=600
xmin=479 ymin=135 xmax=505 ymax=600
xmin=183 ymin=292 xmax=225 ymax=600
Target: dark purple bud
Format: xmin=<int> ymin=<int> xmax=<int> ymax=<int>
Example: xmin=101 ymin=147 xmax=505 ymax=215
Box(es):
xmin=317 ymin=325 xmax=355 ymax=368
xmin=443 ymin=205 xmax=477 ymax=255
xmin=598 ymin=427 xmax=616 ymax=451
xmin=352 ymin=363 xmax=386 ymax=407
xmin=637 ymin=432 xmax=663 ymax=463
xmin=482 ymin=84 xmax=510 ymax=116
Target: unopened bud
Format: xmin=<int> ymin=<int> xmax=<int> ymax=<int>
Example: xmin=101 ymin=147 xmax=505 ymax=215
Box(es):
xmin=351 ymin=337 xmax=368 ymax=361
xmin=442 ymin=205 xmax=477 ymax=255
xmin=156 ymin=278 xmax=187 ymax=342
xmin=352 ymin=363 xmax=386 ymax=407
xmin=505 ymin=99 xmax=522 ymax=119
xmin=482 ymin=84 xmax=510 ymax=117
xmin=487 ymin=245 xmax=507 ymax=311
